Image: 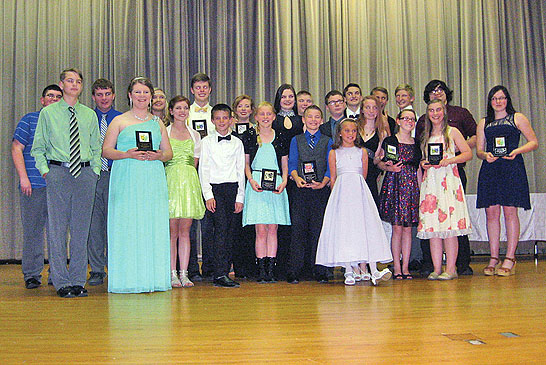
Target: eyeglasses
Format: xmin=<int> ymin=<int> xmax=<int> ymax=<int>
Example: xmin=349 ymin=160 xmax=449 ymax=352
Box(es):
xmin=400 ymin=116 xmax=416 ymax=122
xmin=431 ymin=87 xmax=445 ymax=95
xmin=45 ymin=94 xmax=63 ymax=99
xmin=328 ymin=99 xmax=345 ymax=106
xmin=492 ymin=96 xmax=507 ymax=102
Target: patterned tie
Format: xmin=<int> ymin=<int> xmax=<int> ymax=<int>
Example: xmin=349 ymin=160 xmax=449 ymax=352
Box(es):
xmin=100 ymin=114 xmax=109 ymax=171
xmin=309 ymin=134 xmax=316 ymax=149
xmin=68 ymin=106 xmax=81 ymax=178
xmin=195 ymin=106 xmax=208 ymax=112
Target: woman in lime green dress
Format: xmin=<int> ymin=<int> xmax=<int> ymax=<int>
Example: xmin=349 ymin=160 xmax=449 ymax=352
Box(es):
xmin=165 ymin=96 xmax=205 ymax=287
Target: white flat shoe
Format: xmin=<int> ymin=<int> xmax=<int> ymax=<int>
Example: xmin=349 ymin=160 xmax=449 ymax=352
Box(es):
xmin=371 ymin=269 xmax=392 ymax=286
xmin=344 ymin=272 xmax=356 ymax=286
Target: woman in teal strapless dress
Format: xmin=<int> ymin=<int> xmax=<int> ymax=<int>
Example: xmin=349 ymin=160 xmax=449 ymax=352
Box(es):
xmin=102 ymin=77 xmax=173 ymax=293
xmin=165 ymin=96 xmax=205 ymax=288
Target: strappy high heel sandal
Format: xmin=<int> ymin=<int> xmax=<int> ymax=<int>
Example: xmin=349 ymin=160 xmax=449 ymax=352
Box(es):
xmin=483 ymin=256 xmax=500 ymax=276
xmin=179 ymin=270 xmax=194 ymax=287
xmin=171 ymin=270 xmax=182 ymax=288
xmin=496 ymin=257 xmax=516 ymax=277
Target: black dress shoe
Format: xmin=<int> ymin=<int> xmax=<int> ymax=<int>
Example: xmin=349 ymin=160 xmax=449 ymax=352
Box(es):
xmin=88 ymin=272 xmax=105 ymax=286
xmin=189 ymin=273 xmax=203 ymax=282
xmin=316 ymin=275 xmax=329 ymax=284
xmin=286 ymin=274 xmax=299 ymax=284
xmin=57 ymin=286 xmax=75 ymax=298
xmin=457 ymin=266 xmax=474 ymax=276
xmin=71 ymin=285 xmax=88 ymax=297
xmin=213 ymin=275 xmax=240 ymax=288
xmin=25 ymin=278 xmax=41 ymax=289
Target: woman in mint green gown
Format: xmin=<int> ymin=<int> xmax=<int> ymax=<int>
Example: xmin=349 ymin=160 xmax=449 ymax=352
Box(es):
xmin=102 ymin=77 xmax=173 ymax=293
xmin=165 ymin=96 xmax=205 ymax=288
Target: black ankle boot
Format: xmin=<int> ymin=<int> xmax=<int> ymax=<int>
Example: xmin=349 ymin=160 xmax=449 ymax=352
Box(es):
xmin=265 ymin=257 xmax=277 ymax=283
xmin=256 ymin=257 xmax=267 ymax=283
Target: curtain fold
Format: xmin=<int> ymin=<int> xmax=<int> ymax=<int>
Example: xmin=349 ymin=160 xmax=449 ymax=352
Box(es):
xmin=1 ymin=0 xmax=544 ymax=259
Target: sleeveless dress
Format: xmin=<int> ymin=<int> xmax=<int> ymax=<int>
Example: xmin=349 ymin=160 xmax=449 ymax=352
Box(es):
xmin=165 ymin=138 xmax=205 ymax=219
xmin=477 ymin=113 xmax=531 ymax=209
xmin=242 ymin=142 xmax=291 ymax=226
xmin=417 ymin=127 xmax=472 ymax=239
xmin=108 ymin=117 xmax=171 ymax=293
xmin=315 ymin=147 xmax=392 ymax=266
xmin=379 ymin=140 xmax=420 ymax=226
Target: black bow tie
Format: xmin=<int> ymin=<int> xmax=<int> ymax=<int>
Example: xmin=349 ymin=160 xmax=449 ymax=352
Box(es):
xmin=218 ymin=135 xmax=231 ymax=142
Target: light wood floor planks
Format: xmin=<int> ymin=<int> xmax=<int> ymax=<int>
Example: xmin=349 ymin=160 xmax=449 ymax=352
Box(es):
xmin=1 ymin=261 xmax=546 ymax=364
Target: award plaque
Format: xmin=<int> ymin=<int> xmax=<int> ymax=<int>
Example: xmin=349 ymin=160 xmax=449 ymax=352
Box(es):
xmin=427 ymin=143 xmax=443 ymax=165
xmin=384 ymin=143 xmax=399 ymax=163
xmin=492 ymin=136 xmax=508 ymax=157
xmin=261 ymin=169 xmax=277 ymax=191
xmin=135 ymin=131 xmax=154 ymax=151
xmin=192 ymin=119 xmax=208 ymax=139
xmin=302 ymin=160 xmax=317 ymax=183
xmin=235 ymin=123 xmax=249 ymax=135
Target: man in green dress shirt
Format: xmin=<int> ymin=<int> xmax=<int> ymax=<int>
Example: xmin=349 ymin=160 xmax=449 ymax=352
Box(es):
xmin=31 ymin=68 xmax=101 ymax=298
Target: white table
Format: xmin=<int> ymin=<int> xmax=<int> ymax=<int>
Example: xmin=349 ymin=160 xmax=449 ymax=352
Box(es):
xmin=465 ymin=193 xmax=546 ymax=242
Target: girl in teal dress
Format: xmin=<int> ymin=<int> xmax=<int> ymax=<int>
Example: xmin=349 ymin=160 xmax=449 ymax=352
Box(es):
xmin=242 ymin=102 xmax=290 ymax=283
xmin=102 ymin=77 xmax=173 ymax=293
xmin=165 ymin=96 xmax=205 ymax=288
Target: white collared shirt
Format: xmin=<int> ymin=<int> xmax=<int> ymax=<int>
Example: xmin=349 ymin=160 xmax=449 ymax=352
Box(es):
xmin=198 ymin=130 xmax=246 ymax=203
xmin=346 ymin=106 xmax=360 ymax=119
xmin=188 ymin=102 xmax=215 ymax=136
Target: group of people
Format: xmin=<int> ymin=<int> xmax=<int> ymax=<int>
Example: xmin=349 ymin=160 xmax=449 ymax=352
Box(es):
xmin=12 ymin=68 xmax=538 ymax=297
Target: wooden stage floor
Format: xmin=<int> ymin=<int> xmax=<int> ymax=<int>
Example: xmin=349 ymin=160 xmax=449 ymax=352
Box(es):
xmin=1 ymin=261 xmax=545 ymax=364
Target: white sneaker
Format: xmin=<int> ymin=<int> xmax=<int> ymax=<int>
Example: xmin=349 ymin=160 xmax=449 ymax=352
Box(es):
xmin=344 ymin=272 xmax=356 ymax=286
xmin=361 ymin=272 xmax=371 ymax=281
xmin=371 ymin=269 xmax=392 ymax=286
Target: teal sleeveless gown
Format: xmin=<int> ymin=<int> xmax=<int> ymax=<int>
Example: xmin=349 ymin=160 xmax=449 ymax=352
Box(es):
xmin=108 ymin=118 xmax=171 ymax=293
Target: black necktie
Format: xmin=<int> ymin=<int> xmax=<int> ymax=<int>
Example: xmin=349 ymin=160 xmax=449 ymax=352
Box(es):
xmin=68 ymin=106 xmax=81 ymax=178
xmin=218 ymin=135 xmax=231 ymax=142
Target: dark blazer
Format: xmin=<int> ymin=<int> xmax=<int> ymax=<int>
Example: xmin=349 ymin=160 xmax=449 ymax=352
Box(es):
xmin=319 ymin=121 xmax=333 ymax=138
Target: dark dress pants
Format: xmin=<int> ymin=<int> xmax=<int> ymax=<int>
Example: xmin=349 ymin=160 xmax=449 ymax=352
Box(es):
xmin=207 ymin=183 xmax=239 ymax=278
xmin=287 ymin=185 xmax=330 ymax=279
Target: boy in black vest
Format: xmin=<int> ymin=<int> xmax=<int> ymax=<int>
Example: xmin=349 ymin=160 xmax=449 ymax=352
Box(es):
xmin=286 ymin=105 xmax=332 ymax=283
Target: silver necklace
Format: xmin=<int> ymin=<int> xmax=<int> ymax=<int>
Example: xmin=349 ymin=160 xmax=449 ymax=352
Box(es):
xmin=134 ymin=113 xmax=148 ymax=121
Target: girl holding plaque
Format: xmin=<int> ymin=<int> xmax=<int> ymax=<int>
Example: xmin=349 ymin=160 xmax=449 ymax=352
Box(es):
xmin=316 ymin=119 xmax=393 ymax=286
xmin=377 ymin=109 xmax=421 ymax=279
xmin=242 ymin=102 xmax=291 ymax=283
xmin=476 ymin=86 xmax=538 ymax=276
xmin=417 ymin=100 xmax=472 ymax=280
xmin=103 ymin=77 xmax=173 ymax=293
xmin=231 ymin=95 xmax=254 ymax=139
xmin=165 ymin=96 xmax=205 ymax=288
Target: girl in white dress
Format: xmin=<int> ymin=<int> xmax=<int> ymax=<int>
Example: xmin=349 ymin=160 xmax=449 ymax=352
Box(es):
xmin=315 ymin=119 xmax=393 ymax=286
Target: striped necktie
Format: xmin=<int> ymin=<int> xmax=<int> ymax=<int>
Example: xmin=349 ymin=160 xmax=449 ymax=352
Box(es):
xmin=100 ymin=114 xmax=108 ymax=171
xmin=68 ymin=106 xmax=81 ymax=177
xmin=309 ymin=134 xmax=316 ymax=149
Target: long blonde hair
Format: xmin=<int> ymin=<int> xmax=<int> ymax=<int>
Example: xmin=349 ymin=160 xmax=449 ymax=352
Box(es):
xmin=254 ymin=101 xmax=276 ymax=147
xmin=357 ymin=95 xmax=390 ymax=140
xmin=420 ymin=99 xmax=450 ymax=158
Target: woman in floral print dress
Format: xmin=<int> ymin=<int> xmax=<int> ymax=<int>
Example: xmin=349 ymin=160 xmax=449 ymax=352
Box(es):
xmin=417 ymin=100 xmax=472 ymax=281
